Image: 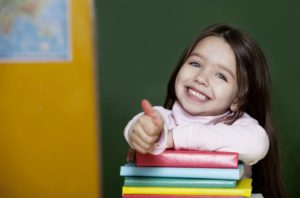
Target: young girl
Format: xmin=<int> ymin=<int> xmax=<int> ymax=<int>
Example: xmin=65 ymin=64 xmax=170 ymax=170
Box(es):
xmin=124 ymin=24 xmax=286 ymax=198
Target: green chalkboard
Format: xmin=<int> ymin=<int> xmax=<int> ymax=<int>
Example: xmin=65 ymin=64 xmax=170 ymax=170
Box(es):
xmin=95 ymin=1 xmax=300 ymax=197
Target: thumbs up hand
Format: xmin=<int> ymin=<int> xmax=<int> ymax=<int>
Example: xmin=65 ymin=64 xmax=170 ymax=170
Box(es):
xmin=141 ymin=99 xmax=163 ymax=127
xmin=129 ymin=99 xmax=164 ymax=154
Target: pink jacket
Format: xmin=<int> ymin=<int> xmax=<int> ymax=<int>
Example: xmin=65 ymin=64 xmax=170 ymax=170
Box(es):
xmin=124 ymin=101 xmax=269 ymax=165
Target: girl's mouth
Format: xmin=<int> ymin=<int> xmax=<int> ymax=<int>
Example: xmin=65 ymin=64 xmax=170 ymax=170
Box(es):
xmin=187 ymin=87 xmax=210 ymax=101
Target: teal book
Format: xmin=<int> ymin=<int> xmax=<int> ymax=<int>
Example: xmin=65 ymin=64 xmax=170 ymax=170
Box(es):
xmin=124 ymin=176 xmax=237 ymax=188
xmin=120 ymin=162 xmax=244 ymax=180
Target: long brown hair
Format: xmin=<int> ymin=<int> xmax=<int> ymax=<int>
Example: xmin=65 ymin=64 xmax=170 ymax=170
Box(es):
xmin=164 ymin=24 xmax=286 ymax=198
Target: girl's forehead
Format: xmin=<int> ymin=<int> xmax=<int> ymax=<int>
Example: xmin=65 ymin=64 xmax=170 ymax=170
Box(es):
xmin=190 ymin=36 xmax=236 ymax=70
xmin=194 ymin=36 xmax=230 ymax=52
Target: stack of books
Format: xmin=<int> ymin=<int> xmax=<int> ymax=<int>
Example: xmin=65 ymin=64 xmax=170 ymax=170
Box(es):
xmin=120 ymin=150 xmax=252 ymax=198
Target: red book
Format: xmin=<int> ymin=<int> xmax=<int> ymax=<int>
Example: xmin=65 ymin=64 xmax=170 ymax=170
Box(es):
xmin=136 ymin=150 xmax=238 ymax=168
xmin=123 ymin=195 xmax=243 ymax=198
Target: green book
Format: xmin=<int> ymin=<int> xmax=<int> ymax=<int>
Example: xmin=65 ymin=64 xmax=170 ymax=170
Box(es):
xmin=124 ymin=176 xmax=236 ymax=188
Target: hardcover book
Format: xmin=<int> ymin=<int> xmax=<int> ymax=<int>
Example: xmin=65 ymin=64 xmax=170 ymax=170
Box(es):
xmin=120 ymin=162 xmax=244 ymax=180
xmin=123 ymin=195 xmax=243 ymax=198
xmin=124 ymin=176 xmax=236 ymax=188
xmin=136 ymin=150 xmax=238 ymax=168
xmin=122 ymin=178 xmax=252 ymax=197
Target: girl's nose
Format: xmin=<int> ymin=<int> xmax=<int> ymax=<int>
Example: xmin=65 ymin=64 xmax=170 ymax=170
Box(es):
xmin=194 ymin=71 xmax=209 ymax=86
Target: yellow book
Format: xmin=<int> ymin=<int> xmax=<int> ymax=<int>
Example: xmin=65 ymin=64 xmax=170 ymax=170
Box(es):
xmin=122 ymin=178 xmax=252 ymax=198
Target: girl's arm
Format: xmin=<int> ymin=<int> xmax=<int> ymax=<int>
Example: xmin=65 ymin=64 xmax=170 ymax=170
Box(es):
xmin=171 ymin=114 xmax=269 ymax=165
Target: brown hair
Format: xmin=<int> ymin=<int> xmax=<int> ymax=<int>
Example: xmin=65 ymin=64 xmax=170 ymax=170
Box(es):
xmin=164 ymin=24 xmax=286 ymax=198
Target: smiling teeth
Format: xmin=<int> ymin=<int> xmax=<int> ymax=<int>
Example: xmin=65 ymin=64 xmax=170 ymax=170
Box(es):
xmin=189 ymin=89 xmax=208 ymax=100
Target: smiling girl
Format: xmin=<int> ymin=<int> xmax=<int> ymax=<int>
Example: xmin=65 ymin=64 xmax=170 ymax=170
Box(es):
xmin=124 ymin=24 xmax=286 ymax=198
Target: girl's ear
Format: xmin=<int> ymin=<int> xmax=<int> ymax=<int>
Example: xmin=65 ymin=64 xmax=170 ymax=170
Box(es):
xmin=230 ymin=99 xmax=239 ymax=112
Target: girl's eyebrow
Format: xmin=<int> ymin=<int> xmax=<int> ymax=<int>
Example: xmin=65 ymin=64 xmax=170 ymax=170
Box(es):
xmin=189 ymin=52 xmax=236 ymax=80
xmin=189 ymin=52 xmax=206 ymax=60
xmin=217 ymin=64 xmax=236 ymax=80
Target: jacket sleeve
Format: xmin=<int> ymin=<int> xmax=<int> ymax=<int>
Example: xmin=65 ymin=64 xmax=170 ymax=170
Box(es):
xmin=172 ymin=114 xmax=269 ymax=165
xmin=124 ymin=106 xmax=171 ymax=155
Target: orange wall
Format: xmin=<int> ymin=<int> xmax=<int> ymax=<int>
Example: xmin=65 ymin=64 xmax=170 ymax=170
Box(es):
xmin=0 ymin=1 xmax=100 ymax=197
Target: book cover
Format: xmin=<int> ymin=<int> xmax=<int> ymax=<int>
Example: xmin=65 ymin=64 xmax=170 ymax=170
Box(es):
xmin=123 ymin=195 xmax=243 ymax=198
xmin=122 ymin=178 xmax=252 ymax=197
xmin=136 ymin=150 xmax=238 ymax=168
xmin=120 ymin=163 xmax=244 ymax=180
xmin=124 ymin=176 xmax=236 ymax=188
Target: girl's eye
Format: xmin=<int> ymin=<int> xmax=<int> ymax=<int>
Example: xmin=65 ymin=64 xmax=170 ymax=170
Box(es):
xmin=216 ymin=73 xmax=227 ymax=81
xmin=190 ymin=62 xmax=201 ymax=68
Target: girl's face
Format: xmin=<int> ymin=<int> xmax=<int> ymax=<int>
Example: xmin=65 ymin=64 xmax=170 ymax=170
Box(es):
xmin=175 ymin=36 xmax=238 ymax=116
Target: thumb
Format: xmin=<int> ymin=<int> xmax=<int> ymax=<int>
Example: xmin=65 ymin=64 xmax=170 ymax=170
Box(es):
xmin=141 ymin=99 xmax=163 ymax=127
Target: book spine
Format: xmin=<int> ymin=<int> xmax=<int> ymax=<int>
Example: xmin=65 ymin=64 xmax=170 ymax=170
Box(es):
xmin=122 ymin=186 xmax=251 ymax=197
xmin=124 ymin=176 xmax=236 ymax=188
xmin=136 ymin=150 xmax=238 ymax=168
xmin=122 ymin=178 xmax=252 ymax=198
xmin=120 ymin=164 xmax=244 ymax=180
xmin=123 ymin=195 xmax=243 ymax=198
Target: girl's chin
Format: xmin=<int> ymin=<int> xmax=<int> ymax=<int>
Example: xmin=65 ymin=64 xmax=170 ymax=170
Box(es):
xmin=183 ymin=105 xmax=228 ymax=117
xmin=181 ymin=104 xmax=204 ymax=116
xmin=180 ymin=103 xmax=223 ymax=116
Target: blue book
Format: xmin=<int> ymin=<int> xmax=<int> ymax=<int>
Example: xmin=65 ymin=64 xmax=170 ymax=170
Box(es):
xmin=120 ymin=162 xmax=244 ymax=180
